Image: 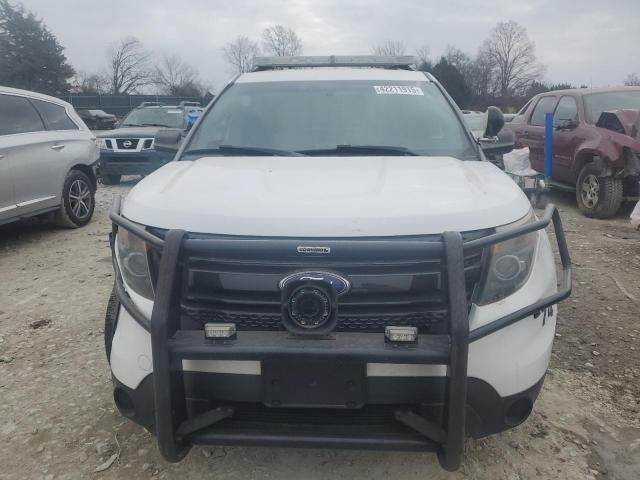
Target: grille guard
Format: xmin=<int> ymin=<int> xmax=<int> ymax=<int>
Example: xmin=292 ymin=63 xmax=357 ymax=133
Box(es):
xmin=109 ymin=196 xmax=572 ymax=471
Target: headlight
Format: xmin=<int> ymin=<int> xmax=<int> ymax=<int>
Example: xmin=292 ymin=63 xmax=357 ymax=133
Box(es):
xmin=96 ymin=138 xmax=109 ymax=150
xmin=475 ymin=210 xmax=538 ymax=305
xmin=117 ymin=228 xmax=154 ymax=300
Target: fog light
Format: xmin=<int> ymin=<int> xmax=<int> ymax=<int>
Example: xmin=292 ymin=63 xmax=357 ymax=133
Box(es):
xmin=204 ymin=323 xmax=237 ymax=339
xmin=385 ymin=326 xmax=418 ymax=343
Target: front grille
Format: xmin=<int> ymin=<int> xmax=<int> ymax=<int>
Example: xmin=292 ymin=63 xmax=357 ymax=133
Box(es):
xmin=115 ymin=138 xmax=139 ymax=150
xmin=182 ymin=307 xmax=449 ymax=332
xmin=148 ymin=232 xmax=489 ymax=334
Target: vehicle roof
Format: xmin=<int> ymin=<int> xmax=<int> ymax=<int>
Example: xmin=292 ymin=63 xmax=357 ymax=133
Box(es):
xmin=0 ymin=85 xmax=72 ymax=107
xmin=237 ymin=67 xmax=431 ymax=83
xmin=535 ymin=86 xmax=640 ymax=97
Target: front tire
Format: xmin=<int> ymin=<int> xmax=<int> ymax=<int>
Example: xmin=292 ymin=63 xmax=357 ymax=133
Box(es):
xmin=55 ymin=169 xmax=95 ymax=228
xmin=576 ymin=163 xmax=622 ymax=218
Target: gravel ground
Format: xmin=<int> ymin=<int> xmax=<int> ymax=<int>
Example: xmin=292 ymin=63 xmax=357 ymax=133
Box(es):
xmin=0 ymin=180 xmax=639 ymax=480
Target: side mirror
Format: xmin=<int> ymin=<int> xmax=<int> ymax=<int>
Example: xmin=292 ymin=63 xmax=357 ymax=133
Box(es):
xmin=154 ymin=128 xmax=183 ymax=153
xmin=480 ymin=128 xmax=515 ymax=160
xmin=483 ymin=106 xmax=505 ymax=138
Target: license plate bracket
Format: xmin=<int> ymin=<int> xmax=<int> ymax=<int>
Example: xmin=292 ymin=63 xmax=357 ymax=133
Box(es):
xmin=263 ymin=359 xmax=365 ymax=408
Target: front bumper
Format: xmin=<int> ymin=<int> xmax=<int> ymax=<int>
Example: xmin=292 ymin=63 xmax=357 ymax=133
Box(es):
xmin=112 ymin=370 xmax=545 ymax=451
xmin=98 ymin=149 xmax=173 ymax=176
xmin=108 ymin=200 xmax=571 ymax=471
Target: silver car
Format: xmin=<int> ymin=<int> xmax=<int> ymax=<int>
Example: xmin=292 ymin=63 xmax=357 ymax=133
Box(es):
xmin=0 ymin=87 xmax=99 ymax=228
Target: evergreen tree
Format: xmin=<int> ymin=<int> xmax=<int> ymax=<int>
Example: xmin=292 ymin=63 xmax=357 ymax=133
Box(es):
xmin=0 ymin=0 xmax=74 ymax=95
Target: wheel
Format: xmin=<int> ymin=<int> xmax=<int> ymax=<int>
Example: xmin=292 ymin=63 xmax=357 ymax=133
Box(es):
xmin=100 ymin=174 xmax=121 ymax=185
xmin=576 ymin=163 xmax=622 ymax=218
xmin=54 ymin=169 xmax=95 ymax=228
xmin=104 ymin=287 xmax=119 ymax=362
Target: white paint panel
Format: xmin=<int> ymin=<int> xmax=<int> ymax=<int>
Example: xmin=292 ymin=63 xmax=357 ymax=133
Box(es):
xmin=110 ymin=306 xmax=153 ymax=389
xmin=122 ymin=157 xmax=531 ymax=237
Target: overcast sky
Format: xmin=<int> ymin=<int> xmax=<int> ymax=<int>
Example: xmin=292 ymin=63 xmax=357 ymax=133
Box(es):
xmin=20 ymin=0 xmax=640 ymax=92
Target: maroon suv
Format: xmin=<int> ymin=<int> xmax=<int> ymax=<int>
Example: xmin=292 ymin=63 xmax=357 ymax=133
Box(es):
xmin=510 ymin=87 xmax=640 ymax=218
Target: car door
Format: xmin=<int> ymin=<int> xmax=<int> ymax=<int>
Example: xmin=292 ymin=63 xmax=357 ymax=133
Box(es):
xmin=12 ymin=98 xmax=83 ymax=212
xmin=551 ymin=95 xmax=581 ymax=183
xmin=0 ymin=93 xmax=48 ymax=223
xmin=525 ymin=96 xmax=558 ymax=174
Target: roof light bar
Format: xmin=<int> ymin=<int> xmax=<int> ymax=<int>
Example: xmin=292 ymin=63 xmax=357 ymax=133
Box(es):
xmin=253 ymin=55 xmax=417 ymax=71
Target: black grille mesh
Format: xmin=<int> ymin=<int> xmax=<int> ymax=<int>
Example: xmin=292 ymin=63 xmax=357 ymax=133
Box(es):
xmin=183 ymin=307 xmax=449 ymax=332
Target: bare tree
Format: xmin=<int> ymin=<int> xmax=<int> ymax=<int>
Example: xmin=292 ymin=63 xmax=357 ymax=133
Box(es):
xmin=106 ymin=37 xmax=152 ymax=94
xmin=469 ymin=50 xmax=494 ymax=99
xmin=373 ymin=40 xmax=406 ymax=56
xmin=480 ymin=21 xmax=544 ymax=96
xmin=261 ymin=25 xmax=302 ymax=56
xmin=154 ymin=55 xmax=203 ymax=96
xmin=624 ymin=72 xmax=640 ymax=86
xmin=444 ymin=46 xmax=473 ymax=75
xmin=223 ymin=36 xmax=260 ymax=73
xmin=70 ymin=71 xmax=108 ymax=94
xmin=415 ymin=45 xmax=431 ymax=69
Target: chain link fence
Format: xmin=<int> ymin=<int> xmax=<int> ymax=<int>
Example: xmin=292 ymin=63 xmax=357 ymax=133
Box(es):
xmin=58 ymin=94 xmax=213 ymax=118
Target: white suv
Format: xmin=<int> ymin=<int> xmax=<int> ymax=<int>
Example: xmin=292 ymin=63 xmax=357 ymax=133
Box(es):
xmin=105 ymin=56 xmax=571 ymax=471
xmin=0 ymin=87 xmax=98 ymax=227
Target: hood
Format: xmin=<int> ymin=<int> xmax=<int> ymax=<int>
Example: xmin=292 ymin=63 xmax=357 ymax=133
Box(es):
xmin=122 ymin=156 xmax=532 ymax=237
xmin=596 ymin=109 xmax=640 ymax=139
xmin=97 ymin=126 xmax=180 ymax=138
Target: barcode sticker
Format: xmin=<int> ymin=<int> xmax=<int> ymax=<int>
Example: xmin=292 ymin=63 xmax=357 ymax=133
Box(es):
xmin=373 ymin=85 xmax=424 ymax=96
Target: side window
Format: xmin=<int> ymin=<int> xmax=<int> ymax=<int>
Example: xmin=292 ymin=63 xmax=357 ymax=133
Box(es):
xmin=31 ymin=99 xmax=78 ymax=131
xmin=0 ymin=94 xmax=46 ymax=136
xmin=554 ymin=96 xmax=578 ymax=123
xmin=517 ymin=99 xmax=532 ymax=116
xmin=529 ymin=96 xmax=557 ymax=126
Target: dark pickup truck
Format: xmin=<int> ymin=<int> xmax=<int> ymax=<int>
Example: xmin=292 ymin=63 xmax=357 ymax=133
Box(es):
xmin=96 ymin=104 xmax=202 ymax=184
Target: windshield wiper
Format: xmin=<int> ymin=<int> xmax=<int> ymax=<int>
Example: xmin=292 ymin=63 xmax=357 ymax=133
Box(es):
xmin=182 ymin=145 xmax=306 ymax=157
xmin=299 ymin=145 xmax=421 ymax=156
xmin=120 ymin=123 xmax=141 ymax=127
xmin=141 ymin=123 xmax=173 ymax=128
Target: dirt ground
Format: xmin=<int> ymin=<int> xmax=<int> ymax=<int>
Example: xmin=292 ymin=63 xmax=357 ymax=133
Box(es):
xmin=1 ymin=180 xmax=639 ymax=480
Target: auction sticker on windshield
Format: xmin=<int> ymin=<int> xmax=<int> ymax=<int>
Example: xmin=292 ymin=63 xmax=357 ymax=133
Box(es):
xmin=373 ymin=85 xmax=424 ymax=95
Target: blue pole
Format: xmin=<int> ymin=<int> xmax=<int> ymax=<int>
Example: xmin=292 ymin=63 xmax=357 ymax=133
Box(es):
xmin=544 ymin=112 xmax=553 ymax=177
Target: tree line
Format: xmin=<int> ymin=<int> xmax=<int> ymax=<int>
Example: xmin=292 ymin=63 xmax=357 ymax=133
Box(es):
xmin=219 ymin=20 xmax=637 ymax=111
xmin=1 ymin=0 xmax=638 ymax=109
xmin=0 ymin=0 xmax=209 ymax=97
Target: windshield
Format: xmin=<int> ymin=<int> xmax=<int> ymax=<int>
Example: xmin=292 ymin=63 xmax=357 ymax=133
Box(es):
xmin=121 ymin=107 xmax=185 ymax=128
xmin=584 ymin=91 xmax=640 ymax=123
xmin=185 ymin=80 xmax=477 ymax=159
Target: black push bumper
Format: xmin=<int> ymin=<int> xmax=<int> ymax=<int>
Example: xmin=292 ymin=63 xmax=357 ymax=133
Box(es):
xmin=109 ymin=199 xmax=571 ymax=471
xmin=99 ymin=150 xmax=173 ymax=177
